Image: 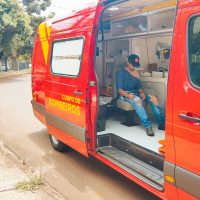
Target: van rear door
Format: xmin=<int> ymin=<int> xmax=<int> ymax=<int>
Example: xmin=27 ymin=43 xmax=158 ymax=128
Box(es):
xmin=172 ymin=1 xmax=200 ymax=199
xmin=45 ymin=3 xmax=101 ymax=157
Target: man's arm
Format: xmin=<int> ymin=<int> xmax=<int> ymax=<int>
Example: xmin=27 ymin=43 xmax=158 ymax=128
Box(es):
xmin=138 ymin=88 xmax=145 ymax=95
xmin=116 ymin=70 xmax=135 ymax=100
xmin=118 ymin=89 xmax=135 ymax=99
xmin=137 ymin=77 xmax=146 ymax=100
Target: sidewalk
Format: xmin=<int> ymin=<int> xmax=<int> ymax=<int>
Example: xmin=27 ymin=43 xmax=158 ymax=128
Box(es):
xmin=0 ymin=142 xmax=65 ymax=200
xmin=0 ymin=69 xmax=31 ymax=79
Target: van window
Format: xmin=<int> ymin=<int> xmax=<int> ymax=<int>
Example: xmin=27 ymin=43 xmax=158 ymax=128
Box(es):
xmin=51 ymin=38 xmax=84 ymax=76
xmin=188 ymin=15 xmax=200 ymax=88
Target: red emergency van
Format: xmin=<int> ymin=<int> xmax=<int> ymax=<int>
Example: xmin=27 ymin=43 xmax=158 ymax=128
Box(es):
xmin=31 ymin=0 xmax=200 ymax=199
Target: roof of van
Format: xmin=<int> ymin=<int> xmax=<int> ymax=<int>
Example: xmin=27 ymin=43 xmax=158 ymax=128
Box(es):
xmin=49 ymin=1 xmax=99 ymax=23
xmin=44 ymin=0 xmax=117 ymax=25
xmin=37 ymin=0 xmax=117 ymax=36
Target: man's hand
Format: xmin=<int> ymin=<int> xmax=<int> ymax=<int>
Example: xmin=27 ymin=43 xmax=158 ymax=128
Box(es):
xmin=128 ymin=93 xmax=135 ymax=99
xmin=140 ymin=93 xmax=146 ymax=100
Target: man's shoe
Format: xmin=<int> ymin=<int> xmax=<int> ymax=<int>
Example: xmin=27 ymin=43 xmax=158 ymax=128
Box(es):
xmin=158 ymin=124 xmax=165 ymax=130
xmin=146 ymin=127 xmax=154 ymax=136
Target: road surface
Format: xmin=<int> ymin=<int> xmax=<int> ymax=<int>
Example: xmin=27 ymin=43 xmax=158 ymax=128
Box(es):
xmin=0 ymin=75 xmax=160 ymax=200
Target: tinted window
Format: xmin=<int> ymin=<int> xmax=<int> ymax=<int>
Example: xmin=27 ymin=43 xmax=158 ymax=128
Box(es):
xmin=188 ymin=16 xmax=200 ymax=87
xmin=51 ymin=38 xmax=84 ymax=76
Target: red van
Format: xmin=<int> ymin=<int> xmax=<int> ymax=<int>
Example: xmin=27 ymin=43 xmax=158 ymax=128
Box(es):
xmin=31 ymin=0 xmax=200 ymax=199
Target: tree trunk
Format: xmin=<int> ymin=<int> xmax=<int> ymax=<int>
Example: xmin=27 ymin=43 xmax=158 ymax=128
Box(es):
xmin=5 ymin=57 xmax=8 ymax=72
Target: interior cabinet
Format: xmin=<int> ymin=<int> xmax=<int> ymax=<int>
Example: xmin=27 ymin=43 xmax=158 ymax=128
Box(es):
xmin=148 ymin=8 xmax=176 ymax=33
xmin=111 ymin=7 xmax=176 ymax=38
xmin=104 ymin=39 xmax=130 ymax=87
xmin=112 ymin=14 xmax=147 ymax=37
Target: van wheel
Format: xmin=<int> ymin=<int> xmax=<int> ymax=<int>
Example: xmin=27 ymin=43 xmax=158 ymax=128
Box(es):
xmin=49 ymin=135 xmax=68 ymax=152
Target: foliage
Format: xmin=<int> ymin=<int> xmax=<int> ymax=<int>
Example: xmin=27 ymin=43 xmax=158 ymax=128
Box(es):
xmin=16 ymin=172 xmax=45 ymax=191
xmin=23 ymin=0 xmax=51 ymax=15
xmin=0 ymin=0 xmax=54 ymax=62
xmin=22 ymin=0 xmax=55 ymax=32
xmin=0 ymin=0 xmax=33 ymax=59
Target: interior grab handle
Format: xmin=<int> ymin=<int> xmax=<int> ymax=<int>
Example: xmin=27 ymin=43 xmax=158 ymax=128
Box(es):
xmin=74 ymin=90 xmax=83 ymax=96
xmin=179 ymin=113 xmax=200 ymax=123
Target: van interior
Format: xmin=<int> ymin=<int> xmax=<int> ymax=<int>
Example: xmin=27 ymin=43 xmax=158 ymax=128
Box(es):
xmin=95 ymin=0 xmax=177 ymax=191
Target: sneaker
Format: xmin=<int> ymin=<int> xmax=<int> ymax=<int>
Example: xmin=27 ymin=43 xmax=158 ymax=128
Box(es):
xmin=146 ymin=127 xmax=154 ymax=136
xmin=158 ymin=124 xmax=165 ymax=130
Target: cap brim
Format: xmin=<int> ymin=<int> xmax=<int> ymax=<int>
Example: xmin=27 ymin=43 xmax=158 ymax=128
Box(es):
xmin=134 ymin=62 xmax=140 ymax=67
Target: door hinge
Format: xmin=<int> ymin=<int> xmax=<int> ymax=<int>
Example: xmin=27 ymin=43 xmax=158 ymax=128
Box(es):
xmin=86 ymin=137 xmax=91 ymax=142
xmin=86 ymin=97 xmax=88 ymax=104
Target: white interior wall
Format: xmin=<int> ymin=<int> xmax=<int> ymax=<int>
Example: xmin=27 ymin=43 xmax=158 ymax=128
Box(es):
xmin=147 ymin=35 xmax=172 ymax=69
xmin=106 ymin=39 xmax=130 ymax=58
xmin=131 ymin=37 xmax=148 ymax=70
xmin=130 ymin=35 xmax=173 ymax=72
xmin=96 ymin=42 xmax=104 ymax=86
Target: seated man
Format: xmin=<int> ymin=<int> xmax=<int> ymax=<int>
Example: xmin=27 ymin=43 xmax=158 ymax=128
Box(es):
xmin=116 ymin=54 xmax=165 ymax=136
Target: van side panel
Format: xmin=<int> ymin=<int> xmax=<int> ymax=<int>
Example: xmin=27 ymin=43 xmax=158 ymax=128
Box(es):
xmin=172 ymin=0 xmax=200 ymax=199
xmin=32 ymin=37 xmax=47 ymax=125
xmin=44 ymin=5 xmax=99 ymax=157
xmin=174 ymin=1 xmax=200 ymax=176
xmin=177 ymin=188 xmax=198 ymax=200
xmin=179 ymin=0 xmax=200 ymax=8
xmin=164 ymin=6 xmax=181 ymax=200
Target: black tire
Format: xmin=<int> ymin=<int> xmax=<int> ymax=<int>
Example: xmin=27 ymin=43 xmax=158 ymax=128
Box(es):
xmin=49 ymin=134 xmax=69 ymax=152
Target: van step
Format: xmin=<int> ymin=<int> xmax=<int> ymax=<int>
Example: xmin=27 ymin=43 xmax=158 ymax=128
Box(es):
xmin=97 ymin=133 xmax=164 ymax=171
xmin=98 ymin=146 xmax=164 ymax=191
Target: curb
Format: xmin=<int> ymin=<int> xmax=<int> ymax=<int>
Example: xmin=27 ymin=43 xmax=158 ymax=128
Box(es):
xmin=0 ymin=141 xmax=65 ymax=200
xmin=0 ymin=69 xmax=31 ymax=80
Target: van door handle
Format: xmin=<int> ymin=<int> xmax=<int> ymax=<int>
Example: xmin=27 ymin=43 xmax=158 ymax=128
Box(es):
xmin=179 ymin=113 xmax=200 ymax=123
xmin=74 ymin=90 xmax=83 ymax=96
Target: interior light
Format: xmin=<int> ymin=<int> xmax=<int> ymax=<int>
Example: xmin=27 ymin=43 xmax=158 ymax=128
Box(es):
xmin=108 ymin=7 xmax=119 ymax=11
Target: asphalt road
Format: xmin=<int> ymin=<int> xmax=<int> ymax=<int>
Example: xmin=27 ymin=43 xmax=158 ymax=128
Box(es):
xmin=0 ymin=75 xmax=160 ymax=200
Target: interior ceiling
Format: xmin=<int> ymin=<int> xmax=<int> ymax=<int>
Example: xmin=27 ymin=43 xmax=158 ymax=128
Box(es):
xmin=103 ymin=0 xmax=176 ymax=19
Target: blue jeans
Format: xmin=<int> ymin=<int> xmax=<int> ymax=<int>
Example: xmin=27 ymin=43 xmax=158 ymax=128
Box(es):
xmin=120 ymin=94 xmax=165 ymax=128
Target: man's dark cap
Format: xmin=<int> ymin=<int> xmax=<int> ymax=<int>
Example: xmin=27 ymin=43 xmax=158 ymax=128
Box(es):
xmin=128 ymin=54 xmax=140 ymax=68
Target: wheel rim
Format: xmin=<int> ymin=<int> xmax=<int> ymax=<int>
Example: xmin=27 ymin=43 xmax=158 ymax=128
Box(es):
xmin=51 ymin=135 xmax=59 ymax=145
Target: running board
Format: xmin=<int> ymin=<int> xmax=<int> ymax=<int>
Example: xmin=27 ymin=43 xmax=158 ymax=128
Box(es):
xmin=97 ymin=134 xmax=164 ymax=191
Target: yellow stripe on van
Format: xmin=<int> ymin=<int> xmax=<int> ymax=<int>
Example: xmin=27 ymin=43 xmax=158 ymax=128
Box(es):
xmin=142 ymin=0 xmax=176 ymax=12
xmin=38 ymin=23 xmax=51 ymax=65
xmin=46 ymin=26 xmax=51 ymax=40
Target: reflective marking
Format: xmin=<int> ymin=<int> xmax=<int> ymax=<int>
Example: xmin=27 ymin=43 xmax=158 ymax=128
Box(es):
xmin=38 ymin=23 xmax=51 ymax=65
xmin=164 ymin=161 xmax=175 ymax=186
xmin=31 ymin=101 xmax=45 ymax=115
xmin=46 ymin=112 xmax=86 ymax=142
xmin=165 ymin=175 xmax=174 ymax=183
xmin=176 ymin=166 xmax=200 ymax=199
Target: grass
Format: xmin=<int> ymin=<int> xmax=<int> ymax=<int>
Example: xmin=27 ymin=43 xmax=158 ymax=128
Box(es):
xmin=16 ymin=172 xmax=45 ymax=191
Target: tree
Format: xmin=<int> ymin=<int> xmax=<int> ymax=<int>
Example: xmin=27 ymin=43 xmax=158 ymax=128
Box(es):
xmin=0 ymin=0 xmax=54 ymax=70
xmin=21 ymin=0 xmax=55 ymax=60
xmin=0 ymin=0 xmax=33 ymax=70
xmin=22 ymin=0 xmax=51 ymax=15
xmin=22 ymin=0 xmax=55 ymax=32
